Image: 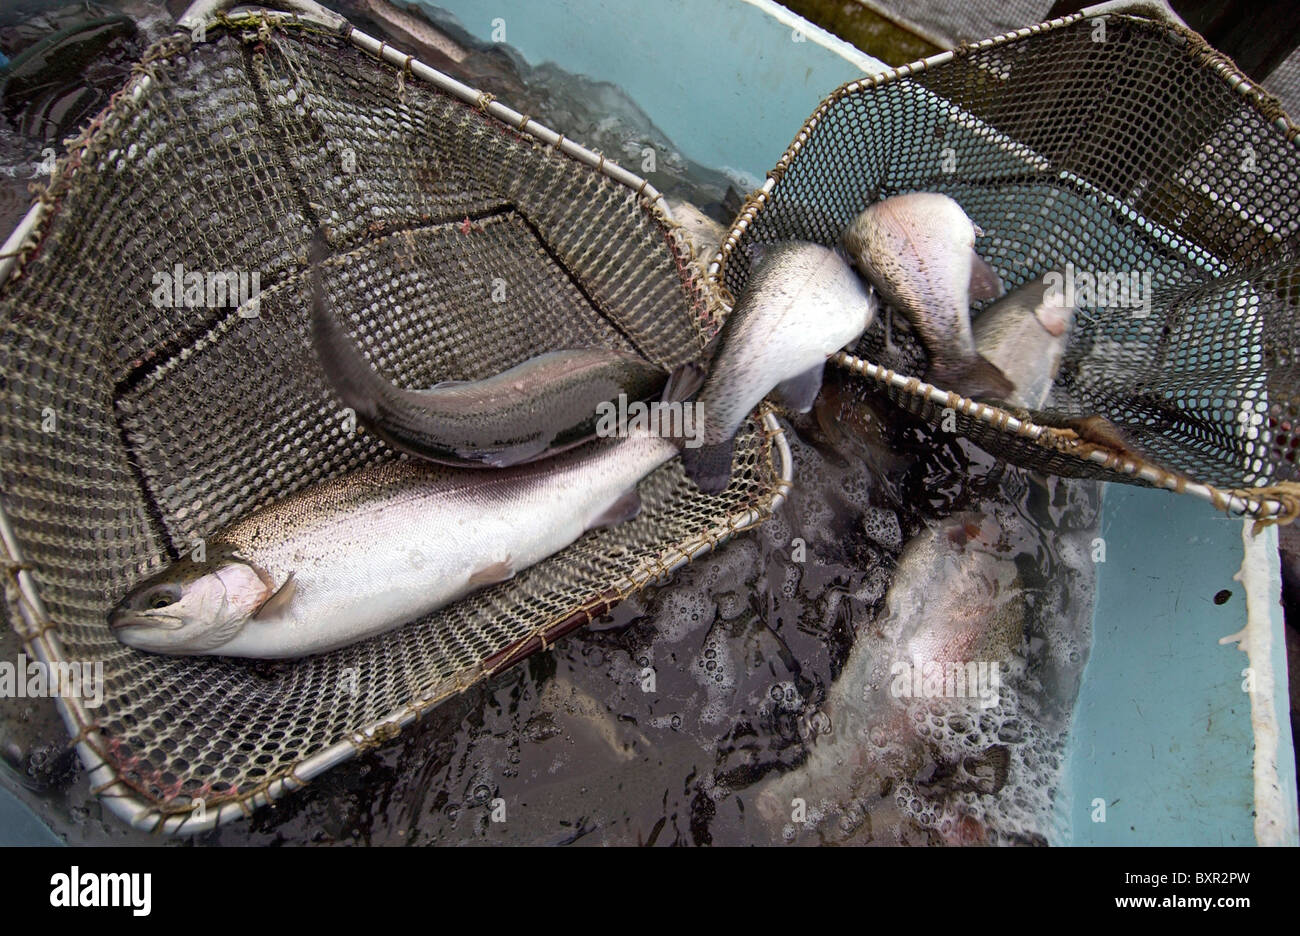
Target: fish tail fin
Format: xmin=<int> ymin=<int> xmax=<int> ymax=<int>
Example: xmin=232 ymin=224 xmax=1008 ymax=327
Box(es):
xmin=771 ymin=362 xmax=826 ymax=414
xmin=308 ymin=228 xmax=390 ymax=421
xmin=657 ymin=362 xmax=711 ymax=456
xmin=680 ymin=437 xmax=735 ymax=494
xmin=931 ymin=355 xmax=1015 ymax=402
xmin=308 ymin=225 xmax=332 ymax=268
xmin=968 ymin=251 xmax=1005 ymax=302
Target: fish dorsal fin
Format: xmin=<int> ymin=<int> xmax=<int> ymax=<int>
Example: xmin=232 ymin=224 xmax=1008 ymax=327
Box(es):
xmin=662 ymin=362 xmax=706 ymax=404
xmin=968 ymin=252 xmax=1005 ymax=302
xmin=253 ymin=573 xmax=297 ymax=621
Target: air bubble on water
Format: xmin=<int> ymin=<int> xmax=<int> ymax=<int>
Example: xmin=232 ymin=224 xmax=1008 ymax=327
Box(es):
xmin=764 ymin=680 xmax=802 ymax=716
xmin=854 ymin=567 xmax=891 ymax=606
xmin=762 ymin=512 xmax=791 ymax=550
xmin=799 ymin=496 xmax=833 ymax=538
xmin=715 ymin=589 xmax=746 ymax=619
xmin=779 ymin=563 xmax=800 ymax=600
xmin=840 ymin=472 xmax=872 ymax=512
xmin=657 ymin=591 xmax=717 ymax=643
xmin=863 ymin=507 xmax=902 ymax=549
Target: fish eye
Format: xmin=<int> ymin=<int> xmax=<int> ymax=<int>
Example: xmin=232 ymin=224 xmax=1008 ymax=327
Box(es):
xmin=139 ymin=584 xmax=182 ymax=611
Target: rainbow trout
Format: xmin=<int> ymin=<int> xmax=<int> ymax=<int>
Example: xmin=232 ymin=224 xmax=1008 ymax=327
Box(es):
xmin=109 ymin=431 xmax=678 ymax=658
xmin=971 ymin=270 xmax=1075 ymax=409
xmin=309 ymin=232 xmax=668 ymax=467
xmin=843 ymin=192 xmax=1013 ymax=399
xmin=682 ymin=241 xmax=877 ymax=493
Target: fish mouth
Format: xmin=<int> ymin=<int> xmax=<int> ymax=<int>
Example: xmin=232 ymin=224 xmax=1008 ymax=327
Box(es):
xmin=108 ymin=609 xmax=184 ymax=632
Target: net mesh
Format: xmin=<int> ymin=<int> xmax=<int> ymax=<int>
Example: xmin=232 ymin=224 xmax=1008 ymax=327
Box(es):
xmin=719 ymin=12 xmax=1300 ymax=504
xmin=0 ymin=15 xmax=784 ymax=829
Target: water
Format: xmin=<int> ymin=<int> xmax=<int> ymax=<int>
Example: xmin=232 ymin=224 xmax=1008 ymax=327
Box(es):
xmin=0 ymin=0 xmax=1099 ymax=846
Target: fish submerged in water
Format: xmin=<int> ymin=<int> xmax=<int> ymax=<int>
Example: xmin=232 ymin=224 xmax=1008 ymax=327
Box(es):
xmin=971 ymin=270 xmax=1076 ymax=409
xmin=665 ymin=196 xmax=728 ymax=274
xmin=683 ymin=241 xmax=877 ymax=493
xmin=110 ymin=432 xmax=678 ymax=658
xmin=754 ymin=511 xmax=1027 ymax=843
xmin=843 ymin=192 xmax=1013 ymax=399
xmin=309 ymin=233 xmax=668 ymax=468
xmin=885 ymin=515 xmax=1028 ymax=667
xmin=755 ymin=484 xmax=1100 ymax=845
xmin=812 ymin=371 xmax=912 ymax=479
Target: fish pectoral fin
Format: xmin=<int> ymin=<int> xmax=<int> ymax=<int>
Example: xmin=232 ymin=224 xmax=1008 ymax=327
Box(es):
xmin=1032 ymin=302 xmax=1069 ymax=337
xmin=933 ymin=355 xmax=1016 ymax=402
xmin=681 ymin=438 xmax=735 ymax=494
xmin=469 ymin=556 xmax=515 ymax=586
xmin=459 ymin=438 xmax=550 ymax=468
xmin=252 ymin=573 xmax=297 ymax=621
xmin=662 ymin=362 xmax=706 ymax=404
xmin=424 ymin=378 xmax=469 ymax=391
xmin=771 ymin=362 xmax=826 ymax=414
xmin=968 ymin=252 xmax=1005 ymax=302
xmin=588 ymin=489 xmax=643 ymax=530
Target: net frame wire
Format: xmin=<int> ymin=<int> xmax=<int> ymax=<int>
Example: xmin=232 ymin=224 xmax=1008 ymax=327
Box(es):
xmin=0 ymin=0 xmax=793 ymax=835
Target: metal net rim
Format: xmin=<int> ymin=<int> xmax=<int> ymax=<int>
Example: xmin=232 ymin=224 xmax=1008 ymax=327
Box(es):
xmin=0 ymin=409 xmax=791 ymax=835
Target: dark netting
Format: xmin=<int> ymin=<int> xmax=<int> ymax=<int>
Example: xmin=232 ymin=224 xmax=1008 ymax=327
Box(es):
xmin=720 ymin=12 xmax=1300 ymax=506
xmin=0 ymin=14 xmax=786 ymax=831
